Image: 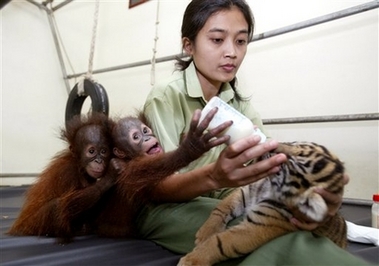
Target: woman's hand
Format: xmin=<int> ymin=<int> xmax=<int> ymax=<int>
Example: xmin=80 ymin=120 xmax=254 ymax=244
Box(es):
xmin=290 ymin=174 xmax=349 ymax=230
xmin=208 ymin=135 xmax=287 ymax=189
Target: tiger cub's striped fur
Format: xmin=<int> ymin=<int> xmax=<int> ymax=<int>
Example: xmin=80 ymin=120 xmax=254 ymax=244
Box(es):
xmin=178 ymin=142 xmax=347 ymax=266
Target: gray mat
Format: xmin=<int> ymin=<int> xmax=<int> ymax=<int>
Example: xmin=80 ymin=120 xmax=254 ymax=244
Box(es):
xmin=1 ymin=186 xmax=378 ymax=265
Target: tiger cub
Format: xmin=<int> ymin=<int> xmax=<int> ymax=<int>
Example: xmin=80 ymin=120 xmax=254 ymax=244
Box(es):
xmin=178 ymin=142 xmax=347 ymax=266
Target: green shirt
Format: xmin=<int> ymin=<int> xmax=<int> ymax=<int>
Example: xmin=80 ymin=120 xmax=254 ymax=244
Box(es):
xmin=143 ymin=61 xmax=268 ymax=174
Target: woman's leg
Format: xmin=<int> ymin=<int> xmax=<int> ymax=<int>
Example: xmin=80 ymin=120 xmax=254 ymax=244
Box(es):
xmin=137 ymin=196 xmax=221 ymax=254
xmin=238 ymin=231 xmax=370 ymax=266
xmin=138 ymin=197 xmax=370 ymax=265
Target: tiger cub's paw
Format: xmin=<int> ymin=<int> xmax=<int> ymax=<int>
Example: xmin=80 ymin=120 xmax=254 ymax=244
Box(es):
xmin=177 ymin=254 xmax=211 ymax=266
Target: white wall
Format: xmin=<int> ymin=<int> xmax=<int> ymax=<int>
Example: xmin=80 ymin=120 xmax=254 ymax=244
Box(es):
xmin=1 ymin=0 xmax=378 ymax=200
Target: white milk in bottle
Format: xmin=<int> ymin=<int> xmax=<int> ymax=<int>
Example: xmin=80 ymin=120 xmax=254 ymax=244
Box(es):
xmin=199 ymin=97 xmax=266 ymax=144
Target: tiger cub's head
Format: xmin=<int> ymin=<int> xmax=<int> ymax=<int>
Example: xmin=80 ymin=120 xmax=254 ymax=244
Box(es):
xmin=269 ymin=141 xmax=345 ymax=222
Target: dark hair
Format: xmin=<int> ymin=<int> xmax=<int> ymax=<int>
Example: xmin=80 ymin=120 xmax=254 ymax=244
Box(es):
xmin=176 ymin=0 xmax=254 ymax=100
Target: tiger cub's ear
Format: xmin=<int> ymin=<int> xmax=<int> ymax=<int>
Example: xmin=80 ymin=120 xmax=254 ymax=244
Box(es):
xmin=295 ymin=188 xmax=328 ymax=222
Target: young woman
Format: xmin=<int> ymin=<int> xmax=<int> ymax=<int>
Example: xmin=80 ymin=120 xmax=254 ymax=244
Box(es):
xmin=139 ymin=0 xmax=367 ymax=265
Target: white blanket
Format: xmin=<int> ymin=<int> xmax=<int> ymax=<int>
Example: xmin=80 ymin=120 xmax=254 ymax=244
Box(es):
xmin=346 ymin=221 xmax=379 ymax=246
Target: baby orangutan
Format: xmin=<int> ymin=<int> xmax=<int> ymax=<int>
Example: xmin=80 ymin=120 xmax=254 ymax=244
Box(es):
xmin=8 ymin=113 xmax=115 ymax=243
xmin=94 ymin=108 xmax=232 ymax=237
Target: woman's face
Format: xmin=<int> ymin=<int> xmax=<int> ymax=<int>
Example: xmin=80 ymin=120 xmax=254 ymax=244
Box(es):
xmin=184 ymin=6 xmax=249 ymax=93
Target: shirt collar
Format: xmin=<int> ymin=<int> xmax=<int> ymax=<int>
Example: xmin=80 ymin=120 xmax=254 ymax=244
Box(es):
xmin=185 ymin=62 xmax=204 ymax=99
xmin=184 ymin=61 xmax=235 ymax=103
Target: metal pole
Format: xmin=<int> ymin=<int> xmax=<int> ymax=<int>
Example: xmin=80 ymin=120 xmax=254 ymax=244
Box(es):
xmin=68 ymin=54 xmax=181 ymax=79
xmin=253 ymin=1 xmax=379 ymax=41
xmin=343 ymin=198 xmax=372 ymax=206
xmin=25 ymin=0 xmax=71 ymax=93
xmin=45 ymin=10 xmax=72 ymax=93
xmin=66 ymin=0 xmax=379 ymax=79
xmin=25 ymin=0 xmax=45 ymax=9
xmin=51 ymin=0 xmax=75 ymax=12
xmin=0 ymin=173 xmax=39 ymax=178
xmin=263 ymin=113 xmax=379 ymax=125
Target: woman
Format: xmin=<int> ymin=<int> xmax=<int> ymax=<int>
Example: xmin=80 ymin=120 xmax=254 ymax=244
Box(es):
xmin=139 ymin=0 xmax=367 ymax=265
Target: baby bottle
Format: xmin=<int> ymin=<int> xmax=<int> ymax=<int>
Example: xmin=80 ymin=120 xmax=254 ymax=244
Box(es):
xmin=199 ymin=97 xmax=266 ymax=144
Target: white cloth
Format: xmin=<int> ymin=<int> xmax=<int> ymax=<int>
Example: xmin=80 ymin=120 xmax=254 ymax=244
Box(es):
xmin=346 ymin=221 xmax=379 ymax=246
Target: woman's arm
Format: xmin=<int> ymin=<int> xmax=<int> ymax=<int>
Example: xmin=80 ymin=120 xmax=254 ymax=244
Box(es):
xmin=151 ymin=163 xmax=217 ymax=202
xmin=152 ymin=136 xmax=287 ymax=202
